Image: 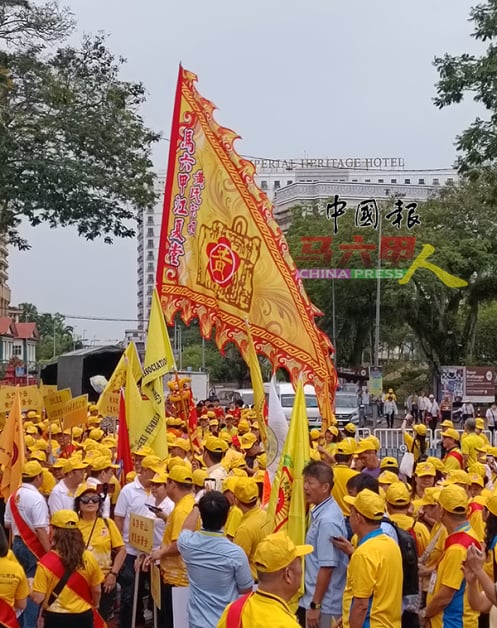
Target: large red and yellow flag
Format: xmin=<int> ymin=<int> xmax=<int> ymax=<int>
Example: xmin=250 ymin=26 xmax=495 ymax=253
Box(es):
xmin=156 ymin=66 xmax=337 ymax=422
xmin=0 ymin=388 xmax=25 ymax=499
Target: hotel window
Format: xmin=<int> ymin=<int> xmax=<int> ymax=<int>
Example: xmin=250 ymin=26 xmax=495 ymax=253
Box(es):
xmin=404 ymin=179 xmax=411 ymax=184
xmin=391 ymin=179 xmax=397 ymax=184
xmin=378 ymin=179 xmax=384 ymax=183
xmin=274 ymin=180 xmax=280 ymax=189
xmin=365 ymin=179 xmax=371 ymax=183
xmin=261 ymin=180 xmax=268 ymax=190
xmin=447 ymin=178 xmax=454 ymax=184
xmin=433 ymin=178 xmax=440 ymax=185
xmin=418 ymin=178 xmax=425 ymax=184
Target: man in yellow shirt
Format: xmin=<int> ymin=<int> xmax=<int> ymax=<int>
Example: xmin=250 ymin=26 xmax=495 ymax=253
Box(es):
xmin=385 ymin=481 xmax=430 ymax=555
xmin=232 ymin=478 xmax=271 ymax=579
xmin=422 ymin=484 xmax=480 ymax=628
xmin=147 ymin=465 xmax=196 ymax=626
xmin=442 ymin=429 xmax=464 ymax=471
xmin=330 ymin=440 xmax=358 ymax=518
xmin=461 ymin=419 xmax=485 ymax=469
xmin=218 ymin=532 xmax=312 ymax=628
xmin=342 ymin=489 xmax=403 ymax=628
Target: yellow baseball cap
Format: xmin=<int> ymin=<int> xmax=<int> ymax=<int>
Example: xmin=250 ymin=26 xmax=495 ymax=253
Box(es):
xmin=469 ymin=473 xmax=484 ymax=487
xmin=253 ymin=531 xmax=313 ymax=573
xmin=438 ymin=484 xmax=468 ymax=514
xmin=171 ymin=438 xmax=190 ymax=453
xmin=355 ymin=438 xmax=378 ymax=454
xmin=131 ymin=446 xmax=155 ymax=457
xmin=440 ymin=419 xmax=454 ymax=429
xmin=335 ymin=438 xmax=357 ymax=456
xmin=90 ymin=456 xmax=119 ymax=472
xmin=51 ymin=510 xmax=79 ymax=529
xmin=415 ymin=462 xmax=436 ymax=477
xmin=309 ymin=429 xmax=321 ymax=441
xmin=240 ymin=433 xmax=257 ymax=450
xmin=22 ymin=460 xmax=43 ymax=478
xmin=237 ymin=419 xmax=250 ymax=434
xmin=385 ymin=481 xmax=411 ymax=506
xmin=141 ymin=455 xmax=164 ymax=474
xmin=344 ymin=489 xmax=385 ymax=520
xmin=476 ymin=418 xmax=485 ymax=430
xmin=50 ymin=423 xmax=62 ymax=435
xmin=445 ymin=470 xmax=470 ymax=486
xmin=425 ymin=456 xmax=446 ymax=473
xmin=419 ymin=487 xmax=441 ymax=507
xmin=441 ymin=428 xmax=460 ymax=441
xmin=378 ymin=470 xmax=399 ymax=486
xmin=222 ymin=476 xmax=240 ymax=493
xmin=486 ymin=494 xmax=497 ymax=517
xmin=204 ymin=436 xmax=228 ymax=454
xmin=168 ymin=465 xmax=193 ymax=484
xmin=75 ymin=482 xmax=98 ymax=498
xmin=192 ymin=469 xmax=207 ymax=488
xmin=219 ymin=431 xmax=233 ymax=444
xmin=413 ymin=424 xmax=427 ymax=436
xmin=24 ymin=435 xmax=35 ymax=448
xmin=468 ymin=462 xmax=486 ymax=479
xmin=343 ymin=422 xmax=356 ymax=434
xmin=62 ymin=458 xmax=88 ymax=474
xmin=29 ymin=450 xmax=47 ymax=463
xmin=380 ymin=456 xmax=399 ymax=470
xmin=150 ymin=471 xmax=169 ymax=484
xmin=234 ymin=477 xmax=259 ymax=505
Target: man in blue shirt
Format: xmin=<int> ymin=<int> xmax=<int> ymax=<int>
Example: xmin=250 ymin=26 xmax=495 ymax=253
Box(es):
xmin=177 ymin=491 xmax=253 ymax=628
xmin=299 ymin=461 xmax=348 ymax=628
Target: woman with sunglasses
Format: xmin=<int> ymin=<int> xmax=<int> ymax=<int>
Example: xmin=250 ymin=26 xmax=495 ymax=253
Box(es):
xmin=75 ymin=483 xmax=126 ymax=623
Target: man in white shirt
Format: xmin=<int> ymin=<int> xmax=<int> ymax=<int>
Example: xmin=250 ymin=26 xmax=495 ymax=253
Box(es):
xmin=4 ymin=461 xmax=50 ymax=628
xmin=114 ymin=455 xmax=162 ymax=628
xmin=202 ymin=436 xmax=228 ymax=492
xmin=47 ymin=457 xmax=88 ymax=515
xmin=486 ymin=402 xmax=497 ymax=437
xmin=425 ymin=394 xmax=440 ymax=432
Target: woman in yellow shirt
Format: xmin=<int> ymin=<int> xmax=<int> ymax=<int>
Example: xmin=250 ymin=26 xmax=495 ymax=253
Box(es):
xmin=0 ymin=525 xmax=29 ymax=626
xmin=75 ymin=483 xmax=126 ymax=623
xmin=31 ymin=509 xmax=104 ymax=628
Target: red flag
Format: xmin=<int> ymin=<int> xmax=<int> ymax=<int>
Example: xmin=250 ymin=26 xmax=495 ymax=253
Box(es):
xmin=116 ymin=389 xmax=133 ymax=485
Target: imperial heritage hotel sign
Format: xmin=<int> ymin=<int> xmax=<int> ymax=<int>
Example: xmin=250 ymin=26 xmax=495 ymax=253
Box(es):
xmin=251 ymin=157 xmax=406 ymax=170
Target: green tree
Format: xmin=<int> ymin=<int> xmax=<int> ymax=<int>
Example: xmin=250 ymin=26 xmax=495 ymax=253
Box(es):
xmin=0 ymin=2 xmax=159 ymax=249
xmin=18 ymin=302 xmax=81 ymax=360
xmin=434 ymin=0 xmax=497 ymax=171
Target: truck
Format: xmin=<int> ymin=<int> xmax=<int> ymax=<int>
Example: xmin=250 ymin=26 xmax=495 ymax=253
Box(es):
xmin=164 ymin=370 xmax=210 ymax=403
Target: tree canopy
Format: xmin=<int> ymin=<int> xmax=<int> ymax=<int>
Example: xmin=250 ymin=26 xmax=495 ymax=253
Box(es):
xmin=0 ymin=1 xmax=159 ymax=249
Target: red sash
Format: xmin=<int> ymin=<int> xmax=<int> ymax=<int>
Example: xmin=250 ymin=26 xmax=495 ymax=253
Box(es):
xmin=8 ymin=490 xmax=45 ymax=560
xmin=226 ymin=593 xmax=253 ymax=628
xmin=468 ymin=502 xmax=484 ymax=516
xmin=445 ymin=531 xmax=481 ymax=551
xmin=445 ymin=449 xmax=464 ymax=467
xmin=40 ymin=551 xmax=106 ymax=628
xmin=0 ymin=599 xmax=18 ymax=628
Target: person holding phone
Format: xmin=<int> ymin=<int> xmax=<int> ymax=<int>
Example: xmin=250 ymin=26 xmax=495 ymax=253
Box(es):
xmin=149 ymin=471 xmax=174 ymax=550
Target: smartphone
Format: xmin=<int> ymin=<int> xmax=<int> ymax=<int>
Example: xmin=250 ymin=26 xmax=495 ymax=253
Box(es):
xmin=204 ymin=478 xmax=217 ymax=491
xmin=147 ymin=505 xmax=162 ymax=514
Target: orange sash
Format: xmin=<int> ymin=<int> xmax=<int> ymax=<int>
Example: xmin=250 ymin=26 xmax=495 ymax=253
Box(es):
xmin=445 ymin=531 xmax=481 ymax=551
xmin=40 ymin=551 xmax=106 ymax=628
xmin=8 ymin=490 xmax=45 ymax=560
xmin=225 ymin=593 xmax=253 ymax=628
xmin=0 ymin=599 xmax=18 ymax=628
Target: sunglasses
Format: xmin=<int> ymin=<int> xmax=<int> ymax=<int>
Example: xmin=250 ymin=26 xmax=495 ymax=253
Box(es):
xmin=80 ymin=495 xmax=100 ymax=504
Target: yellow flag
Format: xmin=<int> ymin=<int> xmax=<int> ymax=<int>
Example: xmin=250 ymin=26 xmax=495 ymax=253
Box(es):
xmin=243 ymin=322 xmax=268 ymax=449
xmin=0 ymin=389 xmax=25 ymax=499
xmin=155 ymin=66 xmax=337 ymax=425
xmin=126 ymin=356 xmax=167 ymax=458
xmin=97 ymin=342 xmax=141 ymax=416
xmin=63 ymin=394 xmax=89 ymax=430
xmin=266 ymin=380 xmax=310 ymax=541
xmin=140 ymin=288 xmax=175 ymax=457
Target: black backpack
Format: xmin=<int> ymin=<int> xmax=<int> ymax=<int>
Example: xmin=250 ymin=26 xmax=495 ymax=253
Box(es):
xmin=382 ymin=517 xmax=419 ymax=597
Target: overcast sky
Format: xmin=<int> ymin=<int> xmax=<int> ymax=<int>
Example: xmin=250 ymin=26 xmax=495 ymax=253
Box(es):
xmin=10 ymin=0 xmax=482 ymax=343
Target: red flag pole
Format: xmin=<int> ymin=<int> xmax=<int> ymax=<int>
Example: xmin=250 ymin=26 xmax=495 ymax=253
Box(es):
xmin=116 ymin=389 xmax=133 ymax=485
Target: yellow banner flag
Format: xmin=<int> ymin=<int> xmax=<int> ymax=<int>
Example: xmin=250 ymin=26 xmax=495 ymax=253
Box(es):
xmin=44 ymin=389 xmax=72 ymax=423
xmin=155 ymin=67 xmax=337 ymax=424
xmin=19 ymin=385 xmax=43 ymax=413
xmin=0 ymin=389 xmax=25 ymax=499
xmin=242 ymin=321 xmax=268 ymax=449
xmin=99 ymin=391 xmax=120 ymax=418
xmin=0 ymin=386 xmax=17 ymax=413
xmin=97 ymin=342 xmax=142 ymax=415
xmin=126 ymin=356 xmax=167 ymax=458
xmin=63 ymin=394 xmax=88 ymax=430
xmin=266 ymin=380 xmax=311 ymax=542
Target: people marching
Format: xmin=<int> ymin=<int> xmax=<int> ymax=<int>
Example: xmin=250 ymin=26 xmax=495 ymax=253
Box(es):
xmin=1 ymin=386 xmax=497 ymax=628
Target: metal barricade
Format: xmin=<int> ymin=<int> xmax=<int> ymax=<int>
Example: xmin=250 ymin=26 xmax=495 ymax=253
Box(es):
xmin=356 ymin=427 xmax=371 ymax=441
xmin=373 ymin=428 xmax=433 ymax=462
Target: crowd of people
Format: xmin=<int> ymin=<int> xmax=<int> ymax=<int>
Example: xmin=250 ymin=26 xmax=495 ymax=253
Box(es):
xmin=1 ymin=397 xmax=497 ymax=628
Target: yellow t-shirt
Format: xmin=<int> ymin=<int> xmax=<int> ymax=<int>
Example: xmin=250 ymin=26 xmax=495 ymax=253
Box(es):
xmin=331 ymin=465 xmax=359 ymax=516
xmin=33 ymin=550 xmax=103 ymax=614
xmin=461 ymin=434 xmax=485 ymax=468
xmin=388 ymin=512 xmax=430 ymax=556
xmin=426 ymin=524 xmax=480 ymax=628
xmin=0 ymin=554 xmax=30 ymax=607
xmin=233 ymin=506 xmax=272 ymax=580
xmin=424 ymin=522 xmax=448 ymax=571
xmin=224 ymin=505 xmax=243 ymax=539
xmin=161 ymin=493 xmax=196 ymax=586
xmin=78 ymin=517 xmax=124 ymax=574
xmin=443 ymin=448 xmax=463 ymax=471
xmin=218 ymin=590 xmax=300 ymax=628
xmin=403 ymin=432 xmax=424 ymax=462
xmin=342 ymin=529 xmax=403 ymax=628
